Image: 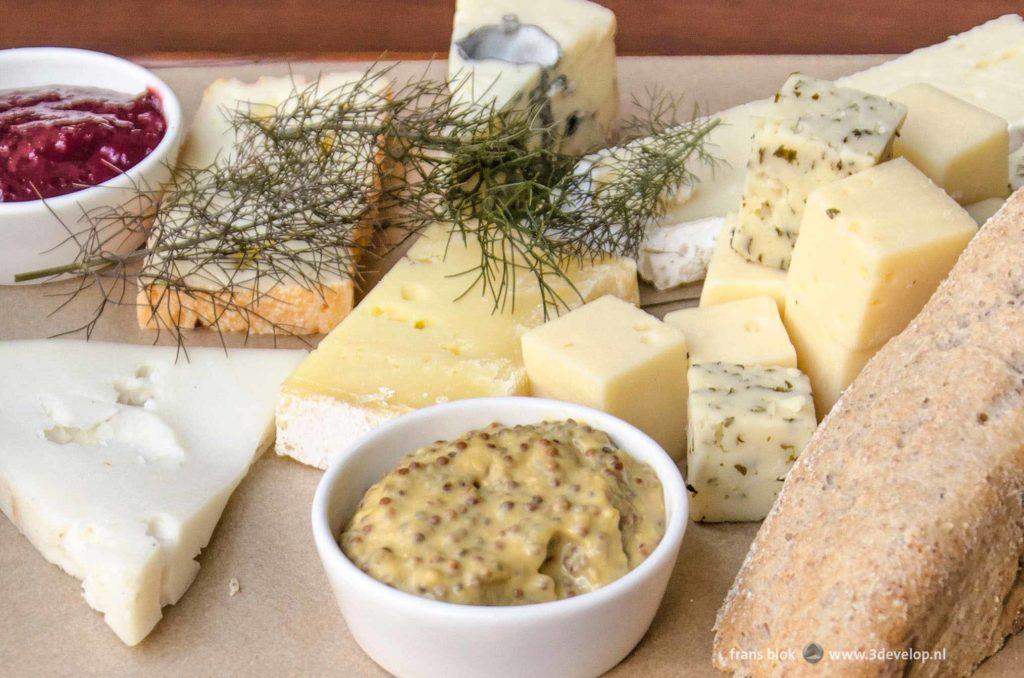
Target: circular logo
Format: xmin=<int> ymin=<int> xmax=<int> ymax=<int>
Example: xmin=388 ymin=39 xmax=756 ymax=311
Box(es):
xmin=803 ymin=642 xmax=824 ymax=664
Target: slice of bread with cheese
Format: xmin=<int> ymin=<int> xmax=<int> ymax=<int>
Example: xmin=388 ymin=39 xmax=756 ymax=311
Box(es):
xmin=137 ymin=73 xmax=389 ymax=335
xmin=0 ymin=340 xmax=305 ymax=645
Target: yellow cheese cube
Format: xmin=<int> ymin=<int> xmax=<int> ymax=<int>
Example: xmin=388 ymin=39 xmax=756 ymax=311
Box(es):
xmin=699 ymin=219 xmax=788 ymax=315
xmin=891 ymin=83 xmax=1009 ymax=204
xmin=664 ymin=297 xmax=796 ymax=368
xmin=521 ymin=296 xmax=688 ymax=458
xmin=277 ymin=225 xmax=639 ymax=468
xmin=787 ymin=158 xmax=976 ymax=352
xmin=784 ymin=299 xmax=876 ymax=416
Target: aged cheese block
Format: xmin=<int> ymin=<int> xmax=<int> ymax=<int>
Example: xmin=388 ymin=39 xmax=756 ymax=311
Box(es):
xmin=276 ymin=225 xmax=639 ymax=469
xmin=448 ymin=0 xmax=617 ymax=155
xmin=700 ymin=219 xmax=788 ymax=314
xmin=730 ymin=75 xmax=905 ymax=270
xmin=664 ymin=297 xmax=796 ymax=369
xmin=521 ymin=296 xmax=688 ymax=457
xmin=786 ymin=158 xmax=976 ymax=352
xmin=891 ymin=83 xmax=1009 ymax=204
xmin=139 ymin=73 xmax=388 ymax=335
xmin=0 ymin=340 xmax=304 ymax=645
xmin=715 ymin=187 xmax=1024 ymax=676
xmin=686 ymin=362 xmax=816 ymax=523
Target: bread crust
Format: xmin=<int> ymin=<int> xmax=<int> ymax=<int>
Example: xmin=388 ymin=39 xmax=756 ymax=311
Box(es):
xmin=714 ymin=189 xmax=1024 ymax=676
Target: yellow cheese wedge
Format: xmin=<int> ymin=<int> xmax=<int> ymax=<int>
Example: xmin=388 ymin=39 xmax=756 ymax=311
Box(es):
xmin=891 ymin=83 xmax=1009 ymax=205
xmin=664 ymin=296 xmax=796 ymax=369
xmin=276 ymin=225 xmax=639 ymax=468
xmin=699 ymin=218 xmax=788 ymax=315
xmin=521 ymin=296 xmax=689 ymax=458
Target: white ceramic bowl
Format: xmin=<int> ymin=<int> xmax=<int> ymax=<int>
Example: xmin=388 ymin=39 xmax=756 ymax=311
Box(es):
xmin=0 ymin=47 xmax=184 ymax=285
xmin=312 ymin=396 xmax=688 ymax=678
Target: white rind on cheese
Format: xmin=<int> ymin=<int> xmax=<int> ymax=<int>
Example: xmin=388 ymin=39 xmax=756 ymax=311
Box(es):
xmin=448 ymin=0 xmax=618 ymax=154
xmin=638 ymin=216 xmax=723 ymax=289
xmin=0 ymin=340 xmax=305 ymax=645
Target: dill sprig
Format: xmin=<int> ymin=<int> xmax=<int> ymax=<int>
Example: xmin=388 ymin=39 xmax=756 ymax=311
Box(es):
xmin=15 ymin=64 xmax=719 ymax=342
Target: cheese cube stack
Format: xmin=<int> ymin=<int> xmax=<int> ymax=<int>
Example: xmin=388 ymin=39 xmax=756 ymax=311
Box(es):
xmin=786 ymin=158 xmax=976 ymax=414
xmin=0 ymin=340 xmax=305 ymax=645
xmin=687 ymin=362 xmax=817 ymax=523
xmin=891 ymin=83 xmax=1009 ymax=205
xmin=448 ymin=0 xmax=618 ymax=154
xmin=731 ymin=75 xmax=906 ymax=269
xmin=277 ymin=226 xmax=638 ymax=469
xmin=664 ymin=297 xmax=796 ymax=369
xmin=700 ymin=218 xmax=787 ymax=314
xmin=521 ymin=296 xmax=689 ymax=458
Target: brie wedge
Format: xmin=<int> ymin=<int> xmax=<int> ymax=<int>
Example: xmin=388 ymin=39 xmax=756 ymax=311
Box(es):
xmin=0 ymin=340 xmax=304 ymax=645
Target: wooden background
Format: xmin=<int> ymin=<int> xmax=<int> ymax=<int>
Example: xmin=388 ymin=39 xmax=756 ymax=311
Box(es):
xmin=2 ymin=0 xmax=1020 ymax=58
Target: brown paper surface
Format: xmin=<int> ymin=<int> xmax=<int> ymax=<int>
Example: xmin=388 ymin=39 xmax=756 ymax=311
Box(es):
xmin=2 ymin=55 xmax=1019 ymax=677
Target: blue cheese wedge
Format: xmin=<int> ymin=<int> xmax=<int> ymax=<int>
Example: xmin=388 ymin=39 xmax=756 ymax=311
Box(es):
xmin=448 ymin=0 xmax=617 ymax=154
xmin=0 ymin=340 xmax=304 ymax=645
xmin=730 ymin=75 xmax=905 ymax=269
xmin=686 ymin=362 xmax=817 ymax=523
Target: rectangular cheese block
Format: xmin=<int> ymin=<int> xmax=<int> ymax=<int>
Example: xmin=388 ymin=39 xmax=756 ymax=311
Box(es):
xmin=521 ymin=295 xmax=689 ymax=458
xmin=783 ymin=297 xmax=877 ymax=416
xmin=139 ymin=73 xmax=388 ymax=335
xmin=686 ymin=362 xmax=816 ymax=523
xmin=787 ymin=158 xmax=976 ymax=352
xmin=664 ymin=296 xmax=796 ymax=369
xmin=699 ymin=218 xmax=788 ymax=314
xmin=0 ymin=340 xmax=305 ymax=645
xmin=730 ymin=75 xmax=905 ymax=270
xmin=276 ymin=225 xmax=639 ymax=469
xmin=891 ymin=83 xmax=1009 ymax=204
xmin=448 ymin=0 xmax=617 ymax=155
xmin=663 ymin=16 xmax=1024 ymax=248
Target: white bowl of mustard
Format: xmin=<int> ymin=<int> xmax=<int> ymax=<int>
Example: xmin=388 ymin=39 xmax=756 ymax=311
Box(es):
xmin=311 ymin=396 xmax=688 ymax=678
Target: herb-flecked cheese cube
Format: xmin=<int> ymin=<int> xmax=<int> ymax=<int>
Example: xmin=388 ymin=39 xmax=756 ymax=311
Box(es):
xmin=699 ymin=218 xmax=788 ymax=315
xmin=686 ymin=362 xmax=817 ymax=523
xmin=730 ymin=75 xmax=906 ymax=270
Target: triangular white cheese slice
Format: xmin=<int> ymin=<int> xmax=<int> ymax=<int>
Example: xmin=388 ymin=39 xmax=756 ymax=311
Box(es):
xmin=0 ymin=340 xmax=305 ymax=645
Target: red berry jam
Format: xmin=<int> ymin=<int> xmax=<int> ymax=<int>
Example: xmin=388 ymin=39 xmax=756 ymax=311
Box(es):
xmin=0 ymin=85 xmax=167 ymax=203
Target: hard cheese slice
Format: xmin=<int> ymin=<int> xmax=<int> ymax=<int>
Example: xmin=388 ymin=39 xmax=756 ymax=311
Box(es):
xmin=0 ymin=340 xmax=305 ymax=645
xmin=277 ymin=224 xmax=639 ymax=469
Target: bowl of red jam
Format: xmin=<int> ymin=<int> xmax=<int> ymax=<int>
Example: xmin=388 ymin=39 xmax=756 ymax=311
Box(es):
xmin=0 ymin=48 xmax=183 ymax=285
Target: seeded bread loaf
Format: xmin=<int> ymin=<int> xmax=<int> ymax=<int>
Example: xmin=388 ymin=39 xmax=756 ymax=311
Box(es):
xmin=714 ymin=188 xmax=1024 ymax=676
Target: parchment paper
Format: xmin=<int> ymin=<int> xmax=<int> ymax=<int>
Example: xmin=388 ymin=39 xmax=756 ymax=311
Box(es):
xmin=2 ymin=56 xmax=1019 ymax=677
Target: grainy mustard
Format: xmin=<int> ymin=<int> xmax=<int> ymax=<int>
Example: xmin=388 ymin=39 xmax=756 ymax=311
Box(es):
xmin=340 ymin=420 xmax=665 ymax=605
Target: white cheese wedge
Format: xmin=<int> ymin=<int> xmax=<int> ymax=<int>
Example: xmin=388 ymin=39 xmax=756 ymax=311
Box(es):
xmin=664 ymin=15 xmax=1024 ymax=246
xmin=637 ymin=216 xmax=722 ymax=289
xmin=276 ymin=224 xmax=639 ymax=469
xmin=731 ymin=75 xmax=905 ymax=269
xmin=448 ymin=0 xmax=617 ymax=154
xmin=686 ymin=362 xmax=817 ymax=523
xmin=0 ymin=340 xmax=305 ymax=645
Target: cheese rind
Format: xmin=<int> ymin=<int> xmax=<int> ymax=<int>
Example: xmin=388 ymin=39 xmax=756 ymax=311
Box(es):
xmin=277 ymin=225 xmax=639 ymax=469
xmin=637 ymin=216 xmax=721 ymax=290
xmin=0 ymin=340 xmax=305 ymax=645
xmin=700 ymin=218 xmax=788 ymax=314
xmin=664 ymin=296 xmax=796 ymax=369
xmin=686 ymin=362 xmax=816 ymax=523
xmin=731 ymin=75 xmax=905 ymax=270
xmin=521 ymin=296 xmax=689 ymax=458
xmin=891 ymin=83 xmax=1009 ymax=204
xmin=448 ymin=0 xmax=618 ymax=154
xmin=787 ymin=158 xmax=976 ymax=352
